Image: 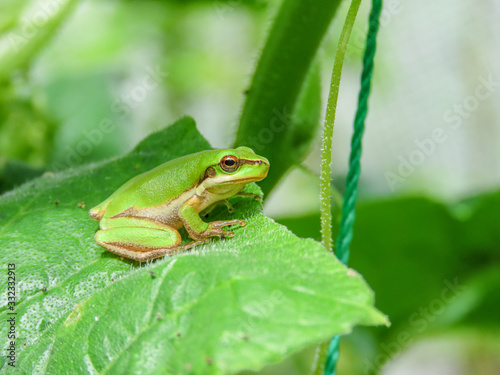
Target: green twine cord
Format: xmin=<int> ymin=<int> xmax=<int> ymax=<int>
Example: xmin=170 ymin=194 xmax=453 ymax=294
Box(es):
xmin=325 ymin=0 xmax=382 ymax=374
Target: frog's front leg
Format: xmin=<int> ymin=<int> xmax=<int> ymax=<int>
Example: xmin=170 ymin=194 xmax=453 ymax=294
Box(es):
xmin=202 ymin=199 xmax=234 ymax=217
xmin=235 ymin=191 xmax=262 ymax=201
xmin=201 ymin=191 xmax=262 ymax=218
xmin=95 ymin=217 xmax=206 ymax=262
xmin=179 ymin=197 xmax=246 ymax=240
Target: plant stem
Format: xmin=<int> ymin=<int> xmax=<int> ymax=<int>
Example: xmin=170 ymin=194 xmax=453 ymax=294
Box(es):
xmin=296 ymin=164 xmax=343 ymax=223
xmin=311 ymin=339 xmax=330 ymax=375
xmin=319 ymin=0 xmax=362 ymax=253
xmin=235 ymin=0 xmax=343 ymax=196
xmin=314 ymin=0 xmax=362 ymax=373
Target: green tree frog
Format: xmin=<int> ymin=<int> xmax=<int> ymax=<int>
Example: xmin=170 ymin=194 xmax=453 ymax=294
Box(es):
xmin=89 ymin=147 xmax=269 ymax=261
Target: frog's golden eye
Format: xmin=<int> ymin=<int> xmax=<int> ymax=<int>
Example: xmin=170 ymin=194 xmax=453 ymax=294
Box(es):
xmin=220 ymin=155 xmax=239 ymax=172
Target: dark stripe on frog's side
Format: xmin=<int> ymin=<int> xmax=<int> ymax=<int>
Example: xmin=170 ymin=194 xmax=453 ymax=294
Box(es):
xmin=110 ymin=185 xmax=197 ymax=228
xmin=110 ymin=158 xmax=264 ymax=224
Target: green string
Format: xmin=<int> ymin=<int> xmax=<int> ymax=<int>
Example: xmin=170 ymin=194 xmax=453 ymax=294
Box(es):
xmin=325 ymin=0 xmax=382 ymax=374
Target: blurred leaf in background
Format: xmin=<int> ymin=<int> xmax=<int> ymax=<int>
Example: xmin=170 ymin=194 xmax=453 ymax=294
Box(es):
xmin=277 ymin=191 xmax=500 ymax=373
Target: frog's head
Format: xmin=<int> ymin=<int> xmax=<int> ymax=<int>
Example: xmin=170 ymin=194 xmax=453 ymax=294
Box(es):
xmin=200 ymin=147 xmax=269 ymax=193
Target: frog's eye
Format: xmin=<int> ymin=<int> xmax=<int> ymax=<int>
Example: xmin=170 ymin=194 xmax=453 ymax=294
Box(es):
xmin=220 ymin=155 xmax=239 ymax=172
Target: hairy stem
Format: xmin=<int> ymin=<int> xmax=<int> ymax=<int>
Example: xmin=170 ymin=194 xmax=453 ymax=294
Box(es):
xmin=314 ymin=0 xmax=362 ymax=372
xmin=319 ymin=0 xmax=362 ymax=253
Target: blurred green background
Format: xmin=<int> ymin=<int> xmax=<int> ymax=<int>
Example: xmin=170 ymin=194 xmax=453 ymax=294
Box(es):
xmin=1 ymin=0 xmax=499 ymax=374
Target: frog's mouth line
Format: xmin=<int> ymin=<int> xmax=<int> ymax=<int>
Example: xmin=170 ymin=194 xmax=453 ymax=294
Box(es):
xmin=224 ymin=165 xmax=269 ymax=184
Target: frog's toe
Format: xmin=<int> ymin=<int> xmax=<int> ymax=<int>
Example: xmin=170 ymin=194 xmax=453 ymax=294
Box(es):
xmin=211 ymin=219 xmax=246 ymax=228
xmin=207 ymin=227 xmax=235 ymax=239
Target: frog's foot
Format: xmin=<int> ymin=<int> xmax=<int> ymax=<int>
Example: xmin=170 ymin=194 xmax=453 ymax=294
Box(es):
xmin=202 ymin=199 xmax=234 ymax=217
xmin=203 ymin=227 xmax=235 ymax=239
xmin=235 ymin=192 xmax=262 ymax=201
xmin=184 ymin=219 xmax=246 ymax=240
xmin=225 ymin=200 xmax=235 ymax=214
xmin=210 ymin=219 xmax=246 ymax=228
xmin=205 ymin=219 xmax=246 ymax=239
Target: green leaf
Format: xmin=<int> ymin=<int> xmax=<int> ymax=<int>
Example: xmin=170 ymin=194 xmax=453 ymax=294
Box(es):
xmin=278 ymin=193 xmax=500 ymax=371
xmin=235 ymin=0 xmax=342 ymax=195
xmin=0 ymin=117 xmax=386 ymax=374
xmin=277 ymin=193 xmax=500 ymax=333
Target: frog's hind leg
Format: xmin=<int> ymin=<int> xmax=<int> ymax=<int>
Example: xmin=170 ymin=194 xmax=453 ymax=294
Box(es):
xmin=97 ymin=231 xmax=207 ymax=262
xmin=95 ymin=217 xmax=206 ymax=262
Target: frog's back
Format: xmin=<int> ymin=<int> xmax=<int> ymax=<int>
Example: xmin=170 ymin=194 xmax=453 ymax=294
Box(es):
xmin=89 ymin=150 xmax=214 ymax=221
